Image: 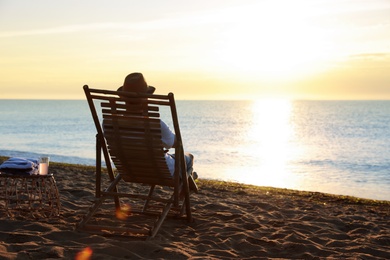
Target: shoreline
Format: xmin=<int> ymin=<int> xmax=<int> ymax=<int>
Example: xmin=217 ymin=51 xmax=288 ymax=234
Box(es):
xmin=1 ymin=156 xmax=389 ymax=203
xmin=0 ymin=158 xmax=389 ymax=259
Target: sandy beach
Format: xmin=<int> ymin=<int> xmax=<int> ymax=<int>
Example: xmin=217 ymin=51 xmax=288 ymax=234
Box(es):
xmin=0 ymin=158 xmax=389 ymax=259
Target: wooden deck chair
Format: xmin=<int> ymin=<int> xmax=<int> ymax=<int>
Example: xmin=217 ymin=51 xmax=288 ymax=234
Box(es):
xmin=78 ymin=85 xmax=198 ymax=238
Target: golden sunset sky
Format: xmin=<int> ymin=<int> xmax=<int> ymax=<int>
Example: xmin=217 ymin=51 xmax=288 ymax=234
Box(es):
xmin=1 ymin=0 xmax=389 ymax=100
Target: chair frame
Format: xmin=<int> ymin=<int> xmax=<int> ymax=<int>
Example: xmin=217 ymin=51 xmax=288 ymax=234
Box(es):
xmin=78 ymin=85 xmax=197 ymax=238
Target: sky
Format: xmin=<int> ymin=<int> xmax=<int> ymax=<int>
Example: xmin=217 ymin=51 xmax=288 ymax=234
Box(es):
xmin=0 ymin=0 xmax=389 ymax=100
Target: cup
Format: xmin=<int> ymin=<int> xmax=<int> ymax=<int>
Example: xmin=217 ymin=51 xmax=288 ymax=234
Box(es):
xmin=39 ymin=156 xmax=50 ymax=175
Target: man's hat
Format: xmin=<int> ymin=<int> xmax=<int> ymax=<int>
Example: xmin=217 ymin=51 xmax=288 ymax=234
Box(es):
xmin=117 ymin=72 xmax=155 ymax=94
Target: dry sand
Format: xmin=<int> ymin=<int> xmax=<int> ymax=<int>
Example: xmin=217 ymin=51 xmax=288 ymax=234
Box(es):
xmin=0 ymin=159 xmax=389 ymax=259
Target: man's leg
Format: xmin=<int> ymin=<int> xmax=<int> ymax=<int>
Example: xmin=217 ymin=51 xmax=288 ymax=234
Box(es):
xmin=184 ymin=153 xmax=198 ymax=180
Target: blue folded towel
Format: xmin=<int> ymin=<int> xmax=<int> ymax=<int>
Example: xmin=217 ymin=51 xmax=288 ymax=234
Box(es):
xmin=0 ymin=157 xmax=39 ymax=175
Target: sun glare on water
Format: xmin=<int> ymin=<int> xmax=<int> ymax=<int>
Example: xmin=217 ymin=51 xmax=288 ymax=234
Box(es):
xmin=235 ymin=99 xmax=304 ymax=188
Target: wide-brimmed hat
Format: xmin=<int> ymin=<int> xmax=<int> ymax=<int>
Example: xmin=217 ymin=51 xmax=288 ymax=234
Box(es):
xmin=117 ymin=72 xmax=155 ymax=94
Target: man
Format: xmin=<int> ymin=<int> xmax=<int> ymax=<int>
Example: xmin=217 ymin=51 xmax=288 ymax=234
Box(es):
xmin=118 ymin=72 xmax=197 ymax=179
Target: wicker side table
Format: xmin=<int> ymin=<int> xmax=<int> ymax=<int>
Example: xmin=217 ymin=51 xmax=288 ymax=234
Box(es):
xmin=0 ymin=173 xmax=60 ymax=219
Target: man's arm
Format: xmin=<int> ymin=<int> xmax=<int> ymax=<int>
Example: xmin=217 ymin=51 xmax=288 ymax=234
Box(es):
xmin=160 ymin=120 xmax=176 ymax=149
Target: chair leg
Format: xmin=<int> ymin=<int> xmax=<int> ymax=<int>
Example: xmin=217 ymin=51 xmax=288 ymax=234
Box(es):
xmin=78 ymin=195 xmax=108 ymax=229
xmin=181 ymin=173 xmax=193 ymax=222
xmin=188 ymin=176 xmax=198 ymax=193
xmin=143 ymin=185 xmax=155 ymax=212
xmin=150 ymin=201 xmax=173 ymax=238
xmin=184 ymin=189 xmax=192 ymax=222
xmin=78 ymin=174 xmax=122 ymax=230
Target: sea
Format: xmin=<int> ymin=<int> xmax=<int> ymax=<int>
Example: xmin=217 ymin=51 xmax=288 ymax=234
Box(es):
xmin=1 ymin=99 xmax=389 ymax=201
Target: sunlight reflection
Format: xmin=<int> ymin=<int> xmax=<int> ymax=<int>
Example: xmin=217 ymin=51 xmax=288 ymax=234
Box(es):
xmin=242 ymin=99 xmax=300 ymax=188
xmin=75 ymin=247 xmax=93 ymax=260
xmin=116 ymin=204 xmax=132 ymax=220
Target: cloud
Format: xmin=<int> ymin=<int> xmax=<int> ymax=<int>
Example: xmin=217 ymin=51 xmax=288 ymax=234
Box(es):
xmin=349 ymin=53 xmax=390 ymax=61
xmin=0 ymin=10 xmax=224 ymax=39
xmin=0 ymin=23 xmax=120 ymax=38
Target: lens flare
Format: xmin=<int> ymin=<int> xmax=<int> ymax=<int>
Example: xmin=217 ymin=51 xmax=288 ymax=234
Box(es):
xmin=116 ymin=204 xmax=132 ymax=220
xmin=75 ymin=247 xmax=93 ymax=260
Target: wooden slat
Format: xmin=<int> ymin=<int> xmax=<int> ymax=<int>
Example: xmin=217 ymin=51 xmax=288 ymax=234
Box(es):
xmin=104 ymin=126 xmax=162 ymax=132
xmin=101 ymin=102 xmax=160 ymax=111
xmin=108 ymin=145 xmax=165 ymax=154
xmin=103 ymin=114 xmax=161 ymax=123
xmin=107 ymin=152 xmax=164 ymax=161
xmin=103 ymin=117 xmax=161 ymax=129
xmin=107 ymin=144 xmax=162 ymax=152
xmin=115 ymin=162 xmax=169 ymax=170
xmin=104 ymin=128 xmax=162 ymax=136
xmin=107 ymin=146 xmax=164 ymax=156
xmin=87 ymin=87 xmax=171 ymax=99
xmin=105 ymin=136 xmax=162 ymax=144
xmin=113 ymin=159 xmax=170 ymax=171
xmin=104 ymin=127 xmax=162 ymax=134
xmin=116 ymin=168 xmax=172 ymax=177
xmin=106 ymin=138 xmax=162 ymax=148
xmin=113 ymin=163 xmax=171 ymax=176
xmin=120 ymin=175 xmax=174 ymax=186
xmin=147 ymin=100 xmax=171 ymax=106
xmin=107 ymin=144 xmax=164 ymax=153
xmin=89 ymin=94 xmax=119 ymax=102
xmin=111 ymin=158 xmax=168 ymax=168
xmin=112 ymin=158 xmax=168 ymax=166
xmin=102 ymin=110 xmax=160 ymax=118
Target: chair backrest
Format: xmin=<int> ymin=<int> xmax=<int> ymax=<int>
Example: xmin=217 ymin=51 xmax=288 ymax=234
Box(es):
xmin=83 ymin=86 xmax=186 ymax=188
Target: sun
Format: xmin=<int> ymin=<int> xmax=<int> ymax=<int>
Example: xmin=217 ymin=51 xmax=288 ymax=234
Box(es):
xmin=209 ymin=1 xmax=334 ymax=81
